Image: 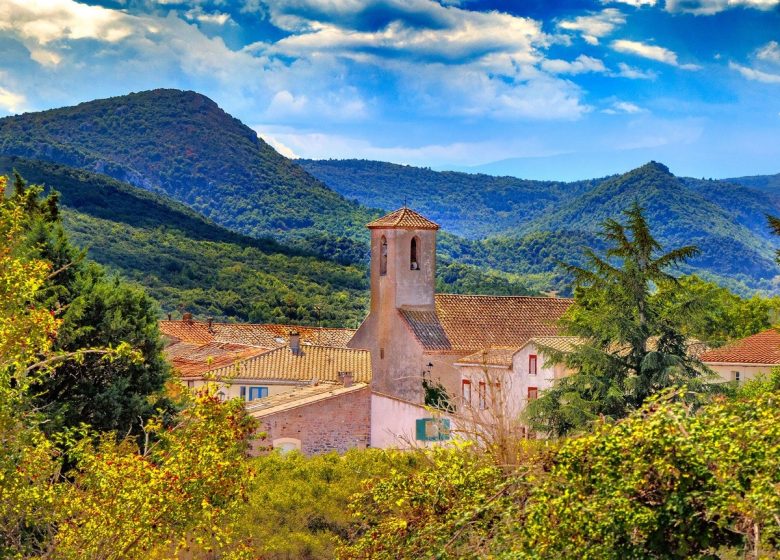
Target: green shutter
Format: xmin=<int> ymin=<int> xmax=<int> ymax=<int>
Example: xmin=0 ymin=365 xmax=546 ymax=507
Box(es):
xmin=415 ymin=418 xmax=427 ymax=441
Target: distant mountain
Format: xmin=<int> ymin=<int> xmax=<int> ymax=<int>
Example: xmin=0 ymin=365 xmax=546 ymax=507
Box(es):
xmin=487 ymin=162 xmax=780 ymax=292
xmin=728 ymin=172 xmax=780 ymax=194
xmin=304 ymin=159 xmax=780 ymax=294
xmin=1 ymin=157 xmax=534 ymax=324
xmin=0 ymin=89 xmax=374 ymax=261
xmin=298 ymin=158 xmax=599 ymax=239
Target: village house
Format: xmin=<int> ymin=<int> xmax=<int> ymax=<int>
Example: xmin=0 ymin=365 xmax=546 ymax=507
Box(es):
xmin=700 ymin=328 xmax=780 ymax=383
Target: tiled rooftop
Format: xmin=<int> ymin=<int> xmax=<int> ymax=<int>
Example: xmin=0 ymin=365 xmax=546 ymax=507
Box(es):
xmin=400 ymin=294 xmax=573 ymax=354
xmin=528 ymin=336 xmax=584 ymax=354
xmin=159 ymin=320 xmax=356 ymax=348
xmin=245 ymin=382 xmax=368 ymax=417
xmin=165 ymin=341 xmax=268 ymax=378
xmin=367 ymin=207 xmax=440 ymax=230
xmin=206 ymin=344 xmax=372 ymax=383
xmin=699 ymin=329 xmax=780 ymax=365
xmin=456 ymin=347 xmax=518 ymax=367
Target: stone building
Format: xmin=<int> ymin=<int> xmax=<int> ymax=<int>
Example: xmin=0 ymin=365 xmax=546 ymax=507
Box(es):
xmin=348 ymin=207 xmax=573 ymax=406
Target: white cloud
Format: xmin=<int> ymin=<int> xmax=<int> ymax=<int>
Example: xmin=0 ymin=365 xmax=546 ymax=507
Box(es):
xmin=664 ymin=0 xmax=780 ymax=14
xmin=601 ymin=0 xmax=657 ymax=6
xmin=184 ymin=8 xmax=232 ymax=26
xmin=542 ymin=55 xmax=607 ymax=74
xmin=558 ymin=8 xmax=625 ymax=45
xmin=729 ymin=62 xmax=780 ymax=83
xmin=602 ymin=100 xmax=647 ymax=114
xmin=757 ymin=41 xmax=780 ymax=63
xmin=613 ymin=61 xmax=658 ymax=79
xmin=0 ymin=86 xmax=25 ymax=113
xmin=611 ymin=39 xmax=701 ymax=69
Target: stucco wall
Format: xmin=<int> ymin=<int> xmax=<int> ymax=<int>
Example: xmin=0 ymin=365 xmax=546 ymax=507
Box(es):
xmin=253 ymin=385 xmax=371 ymax=456
xmin=371 ymin=392 xmax=451 ymax=449
xmin=187 ymin=378 xmax=305 ymax=401
xmin=705 ymin=363 xmax=776 ymax=383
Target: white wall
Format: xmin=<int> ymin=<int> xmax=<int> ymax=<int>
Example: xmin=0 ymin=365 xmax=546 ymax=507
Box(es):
xmin=186 ymin=378 xmax=305 ymax=401
xmin=705 ymin=363 xmax=776 ymax=384
xmin=371 ymin=392 xmax=452 ymax=449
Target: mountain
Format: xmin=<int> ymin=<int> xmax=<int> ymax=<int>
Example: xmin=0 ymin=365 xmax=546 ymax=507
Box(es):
xmin=1 ymin=156 xmax=534 ymax=324
xmin=481 ymin=162 xmax=780 ymax=293
xmin=728 ymin=172 xmax=780 ymax=194
xmin=0 ymin=89 xmax=374 ymax=261
xmin=303 ymin=159 xmax=780 ymax=294
xmin=297 ymin=158 xmax=599 ymax=239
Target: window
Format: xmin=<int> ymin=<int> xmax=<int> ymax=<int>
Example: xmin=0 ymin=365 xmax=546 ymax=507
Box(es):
xmin=272 ymin=438 xmax=302 ymax=454
xmin=248 ymin=386 xmax=269 ymax=401
xmin=461 ymin=379 xmax=472 ymax=404
xmin=380 ymin=236 xmax=388 ymax=276
xmin=732 ymin=371 xmax=741 ymax=383
xmin=380 ymin=347 xmax=385 ymax=360
xmin=478 ymin=381 xmax=486 ymax=410
xmin=529 ymin=354 xmax=538 ymax=375
xmin=415 ymin=418 xmax=451 ymax=441
xmin=240 ymin=386 xmax=246 ymax=400
xmin=186 ymin=380 xmax=194 ymax=389
xmin=410 ymin=237 xmax=419 ymax=270
xmin=527 ymin=387 xmax=538 ymax=401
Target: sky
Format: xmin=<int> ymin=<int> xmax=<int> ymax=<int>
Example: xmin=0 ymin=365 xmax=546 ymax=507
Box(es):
xmin=0 ymin=0 xmax=779 ymax=180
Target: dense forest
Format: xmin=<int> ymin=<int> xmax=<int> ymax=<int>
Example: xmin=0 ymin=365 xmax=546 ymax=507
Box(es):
xmin=0 ymin=158 xmax=534 ymax=324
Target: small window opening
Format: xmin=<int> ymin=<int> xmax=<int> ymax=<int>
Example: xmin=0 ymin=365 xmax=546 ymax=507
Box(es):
xmin=380 ymin=237 xmax=388 ymax=276
xmin=732 ymin=371 xmax=741 ymax=383
xmin=410 ymin=237 xmax=419 ymax=270
xmin=527 ymin=387 xmax=538 ymax=401
xmin=529 ymin=355 xmax=538 ymax=375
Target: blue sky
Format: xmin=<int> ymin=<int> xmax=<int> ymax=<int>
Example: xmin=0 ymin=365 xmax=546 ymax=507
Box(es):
xmin=0 ymin=0 xmax=778 ymax=180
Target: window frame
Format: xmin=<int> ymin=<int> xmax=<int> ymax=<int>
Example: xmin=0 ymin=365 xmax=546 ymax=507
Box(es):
xmin=248 ymin=386 xmax=269 ymax=401
xmin=461 ymin=379 xmax=472 ymax=404
xmin=527 ymin=386 xmax=538 ymax=401
xmin=529 ymin=354 xmax=538 ymax=376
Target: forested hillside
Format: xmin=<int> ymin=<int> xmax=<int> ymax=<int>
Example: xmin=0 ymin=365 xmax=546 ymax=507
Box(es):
xmin=298 ymin=158 xmax=599 ymax=238
xmin=0 ymin=89 xmax=374 ymax=261
xmin=0 ymin=157 xmax=533 ymax=324
xmin=304 ymin=159 xmax=780 ymax=294
xmin=729 ymin=172 xmax=780 ymax=193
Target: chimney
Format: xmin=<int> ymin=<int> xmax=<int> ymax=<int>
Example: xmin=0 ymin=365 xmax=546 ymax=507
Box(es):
xmin=182 ymin=312 xmax=193 ymax=323
xmin=207 ymin=316 xmax=214 ymax=332
xmin=167 ymin=313 xmax=172 ymax=321
xmin=289 ymin=330 xmax=301 ymax=355
xmin=339 ymin=371 xmax=354 ymax=388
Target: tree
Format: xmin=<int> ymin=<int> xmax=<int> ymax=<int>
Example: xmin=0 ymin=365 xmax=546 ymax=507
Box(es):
xmin=527 ymin=203 xmax=709 ymax=436
xmin=10 ymin=173 xmax=170 ymax=436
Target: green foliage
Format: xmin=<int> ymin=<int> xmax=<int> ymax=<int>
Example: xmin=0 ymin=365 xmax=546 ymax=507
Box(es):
xmin=527 ymin=203 xmax=710 ymax=436
xmin=8 ymin=172 xmax=171 ymax=436
xmin=339 ymin=390 xmax=780 ymax=559
xmin=236 ymin=448 xmax=422 ymax=560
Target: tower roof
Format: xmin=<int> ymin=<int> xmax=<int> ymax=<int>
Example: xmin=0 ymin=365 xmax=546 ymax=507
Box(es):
xmin=367 ymin=207 xmax=440 ymax=230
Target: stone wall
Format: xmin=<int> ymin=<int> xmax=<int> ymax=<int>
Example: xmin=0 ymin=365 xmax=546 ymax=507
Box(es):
xmin=254 ymin=385 xmax=371 ymax=455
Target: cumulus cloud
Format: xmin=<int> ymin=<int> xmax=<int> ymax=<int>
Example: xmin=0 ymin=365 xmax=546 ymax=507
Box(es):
xmin=557 ymin=8 xmax=625 ymax=45
xmin=0 ymin=85 xmax=25 ymax=113
xmin=248 ymin=0 xmax=591 ymax=120
xmin=602 ymin=0 xmax=657 ymax=6
xmin=757 ymin=41 xmax=780 ymax=63
xmin=664 ymin=0 xmax=780 ymax=14
xmin=613 ymin=61 xmax=658 ymax=79
xmin=729 ymin=62 xmax=780 ymax=83
xmin=611 ymin=39 xmax=701 ymax=69
xmin=184 ymin=8 xmax=233 ymax=26
xmin=542 ymin=55 xmax=607 ymax=74
xmin=602 ymin=100 xmax=647 ymax=114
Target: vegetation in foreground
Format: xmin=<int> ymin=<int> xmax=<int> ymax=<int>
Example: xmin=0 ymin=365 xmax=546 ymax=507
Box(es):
xmin=3 ymin=172 xmax=780 ymax=559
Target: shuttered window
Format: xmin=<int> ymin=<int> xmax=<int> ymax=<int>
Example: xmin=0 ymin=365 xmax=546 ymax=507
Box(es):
xmin=415 ymin=418 xmax=451 ymax=441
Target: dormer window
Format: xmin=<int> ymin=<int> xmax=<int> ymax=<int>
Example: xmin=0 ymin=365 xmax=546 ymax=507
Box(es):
xmin=380 ymin=237 xmax=388 ymax=276
xmin=410 ymin=236 xmax=419 ymax=270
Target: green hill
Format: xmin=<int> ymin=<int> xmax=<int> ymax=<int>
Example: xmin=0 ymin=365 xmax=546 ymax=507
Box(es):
xmin=0 ymin=89 xmax=374 ymax=262
xmin=298 ymin=158 xmax=598 ymax=239
xmin=0 ymin=157 xmax=534 ymax=324
xmin=728 ymin=172 xmax=780 ymax=194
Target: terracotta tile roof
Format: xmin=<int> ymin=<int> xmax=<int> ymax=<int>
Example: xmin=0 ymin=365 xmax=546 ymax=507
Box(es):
xmin=245 ymin=382 xmax=368 ymax=417
xmin=456 ymin=347 xmax=518 ymax=367
xmin=165 ymin=342 xmax=269 ymax=378
xmin=367 ymin=207 xmax=440 ymax=230
xmin=699 ymin=329 xmax=780 ymax=365
xmin=159 ymin=320 xmax=355 ymax=348
xmin=528 ymin=336 xmax=584 ymax=354
xmin=400 ymin=294 xmax=573 ymax=354
xmin=206 ymin=345 xmax=372 ymax=383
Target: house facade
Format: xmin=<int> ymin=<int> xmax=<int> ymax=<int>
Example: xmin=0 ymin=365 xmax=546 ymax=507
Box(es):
xmin=700 ymin=328 xmax=780 ymax=383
